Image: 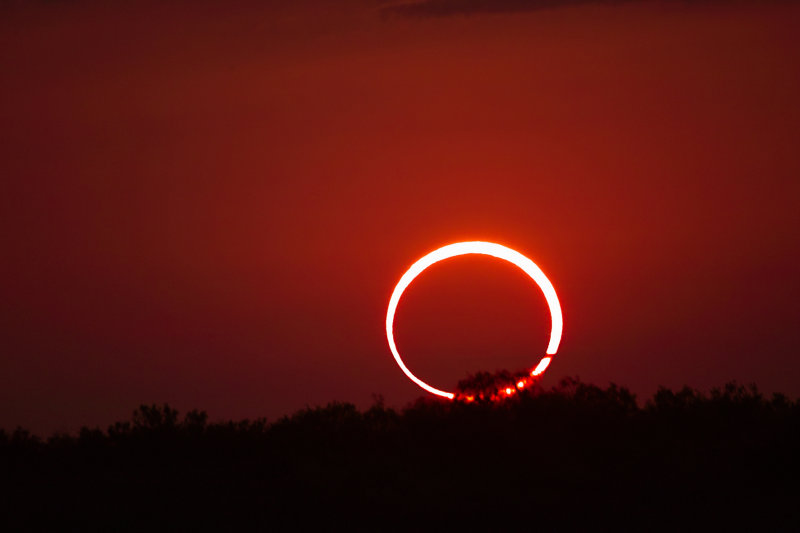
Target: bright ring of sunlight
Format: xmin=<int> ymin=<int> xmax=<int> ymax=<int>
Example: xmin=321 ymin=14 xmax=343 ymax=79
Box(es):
xmin=385 ymin=241 xmax=563 ymax=399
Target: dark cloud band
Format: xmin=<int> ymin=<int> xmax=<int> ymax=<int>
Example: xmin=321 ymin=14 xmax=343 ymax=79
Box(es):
xmin=383 ymin=0 xmax=786 ymax=17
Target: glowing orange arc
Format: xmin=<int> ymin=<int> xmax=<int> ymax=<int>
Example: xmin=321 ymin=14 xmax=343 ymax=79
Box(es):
xmin=385 ymin=241 xmax=563 ymax=399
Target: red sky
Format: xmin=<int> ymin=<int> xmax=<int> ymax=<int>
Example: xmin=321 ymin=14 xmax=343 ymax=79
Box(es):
xmin=1 ymin=0 xmax=799 ymax=434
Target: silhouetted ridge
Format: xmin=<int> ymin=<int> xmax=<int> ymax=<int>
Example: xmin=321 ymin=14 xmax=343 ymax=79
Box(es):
xmin=1 ymin=378 xmax=798 ymax=531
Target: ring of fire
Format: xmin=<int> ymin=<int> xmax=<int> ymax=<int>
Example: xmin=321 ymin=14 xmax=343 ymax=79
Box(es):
xmin=385 ymin=241 xmax=563 ymax=400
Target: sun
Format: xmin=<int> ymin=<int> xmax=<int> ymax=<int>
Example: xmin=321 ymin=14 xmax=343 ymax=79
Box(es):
xmin=385 ymin=241 xmax=563 ymax=399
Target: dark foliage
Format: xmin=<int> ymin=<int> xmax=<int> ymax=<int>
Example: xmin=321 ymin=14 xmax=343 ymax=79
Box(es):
xmin=1 ymin=378 xmax=798 ymax=531
xmin=456 ymin=368 xmax=531 ymax=398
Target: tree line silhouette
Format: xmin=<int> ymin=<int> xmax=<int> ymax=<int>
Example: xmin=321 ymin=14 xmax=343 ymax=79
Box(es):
xmin=1 ymin=376 xmax=798 ymax=530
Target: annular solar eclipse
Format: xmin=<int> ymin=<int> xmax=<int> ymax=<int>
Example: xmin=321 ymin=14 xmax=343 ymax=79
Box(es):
xmin=385 ymin=241 xmax=563 ymax=399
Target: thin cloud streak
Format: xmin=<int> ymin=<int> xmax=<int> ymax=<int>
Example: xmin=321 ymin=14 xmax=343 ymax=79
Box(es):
xmin=382 ymin=0 xmax=792 ymax=17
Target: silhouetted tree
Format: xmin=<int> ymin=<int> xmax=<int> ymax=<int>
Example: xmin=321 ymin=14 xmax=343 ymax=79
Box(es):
xmin=1 ymin=379 xmax=798 ymax=531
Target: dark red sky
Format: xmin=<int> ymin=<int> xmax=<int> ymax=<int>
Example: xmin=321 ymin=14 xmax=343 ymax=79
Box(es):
xmin=1 ymin=0 xmax=799 ymax=434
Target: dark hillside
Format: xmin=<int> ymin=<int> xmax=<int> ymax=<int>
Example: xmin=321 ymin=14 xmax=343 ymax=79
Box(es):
xmin=2 ymin=378 xmax=798 ymax=531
